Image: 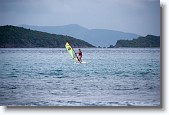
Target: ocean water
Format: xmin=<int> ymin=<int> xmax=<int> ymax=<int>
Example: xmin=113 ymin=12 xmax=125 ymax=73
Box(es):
xmin=0 ymin=48 xmax=160 ymax=106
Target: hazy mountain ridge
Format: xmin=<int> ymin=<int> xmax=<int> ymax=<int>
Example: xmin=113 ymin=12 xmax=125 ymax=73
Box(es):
xmin=0 ymin=25 xmax=95 ymax=48
xmin=19 ymin=24 xmax=140 ymax=47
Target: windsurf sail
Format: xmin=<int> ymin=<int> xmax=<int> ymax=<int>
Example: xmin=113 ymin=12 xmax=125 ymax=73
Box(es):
xmin=65 ymin=42 xmax=79 ymax=62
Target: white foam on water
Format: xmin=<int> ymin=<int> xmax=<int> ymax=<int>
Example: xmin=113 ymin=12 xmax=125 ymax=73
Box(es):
xmin=74 ymin=61 xmax=86 ymax=64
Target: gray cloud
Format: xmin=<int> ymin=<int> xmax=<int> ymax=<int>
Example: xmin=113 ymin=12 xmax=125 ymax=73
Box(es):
xmin=0 ymin=0 xmax=160 ymax=36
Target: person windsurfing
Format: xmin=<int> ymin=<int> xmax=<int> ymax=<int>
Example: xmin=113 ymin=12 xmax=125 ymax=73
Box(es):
xmin=76 ymin=49 xmax=82 ymax=63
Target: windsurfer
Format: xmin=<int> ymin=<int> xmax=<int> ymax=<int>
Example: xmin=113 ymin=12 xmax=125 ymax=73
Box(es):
xmin=76 ymin=49 xmax=82 ymax=62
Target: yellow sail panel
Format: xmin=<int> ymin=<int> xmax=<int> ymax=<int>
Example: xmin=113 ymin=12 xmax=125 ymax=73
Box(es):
xmin=65 ymin=42 xmax=78 ymax=61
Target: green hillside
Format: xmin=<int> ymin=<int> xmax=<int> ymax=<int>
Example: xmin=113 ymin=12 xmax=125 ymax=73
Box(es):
xmin=114 ymin=35 xmax=160 ymax=48
xmin=0 ymin=25 xmax=95 ymax=48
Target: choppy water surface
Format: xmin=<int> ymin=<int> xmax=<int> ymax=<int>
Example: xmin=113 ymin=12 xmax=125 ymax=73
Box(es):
xmin=0 ymin=48 xmax=160 ymax=106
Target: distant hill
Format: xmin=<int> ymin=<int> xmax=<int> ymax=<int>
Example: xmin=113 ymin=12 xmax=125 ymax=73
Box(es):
xmin=19 ymin=24 xmax=140 ymax=47
xmin=0 ymin=25 xmax=95 ymax=48
xmin=113 ymin=35 xmax=160 ymax=48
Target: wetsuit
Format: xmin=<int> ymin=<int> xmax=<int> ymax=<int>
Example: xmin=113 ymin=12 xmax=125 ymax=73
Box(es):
xmin=77 ymin=51 xmax=82 ymax=62
xmin=79 ymin=52 xmax=82 ymax=56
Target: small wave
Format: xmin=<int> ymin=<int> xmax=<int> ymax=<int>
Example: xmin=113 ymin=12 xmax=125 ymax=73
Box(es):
xmin=107 ymin=102 xmax=120 ymax=105
xmin=51 ymin=92 xmax=59 ymax=95
xmin=67 ymin=101 xmax=81 ymax=104
xmin=49 ymin=69 xmax=63 ymax=76
xmin=38 ymin=72 xmax=45 ymax=75
xmin=57 ymin=76 xmax=66 ymax=78
xmin=102 ymin=76 xmax=107 ymax=79
xmin=9 ymin=86 xmax=17 ymax=89
xmin=56 ymin=100 xmax=64 ymax=104
xmin=8 ymin=75 xmax=18 ymax=78
xmin=94 ymin=71 xmax=99 ymax=74
xmin=46 ymin=81 xmax=53 ymax=83
xmin=115 ymin=71 xmax=123 ymax=75
xmin=73 ymin=87 xmax=78 ymax=90
xmin=114 ymin=88 xmax=139 ymax=90
xmin=148 ymin=86 xmax=155 ymax=89
xmin=38 ymin=69 xmax=64 ymax=76
xmin=8 ymin=85 xmax=17 ymax=89
xmin=4 ymin=63 xmax=10 ymax=66
xmin=140 ymin=71 xmax=150 ymax=75
xmin=133 ymin=88 xmax=139 ymax=90
xmin=123 ymin=74 xmax=129 ymax=77
xmin=49 ymin=72 xmax=63 ymax=76
xmin=56 ymin=69 xmax=62 ymax=72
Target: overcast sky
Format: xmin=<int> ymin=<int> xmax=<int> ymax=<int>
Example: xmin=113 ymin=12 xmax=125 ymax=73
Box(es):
xmin=0 ymin=0 xmax=160 ymax=36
